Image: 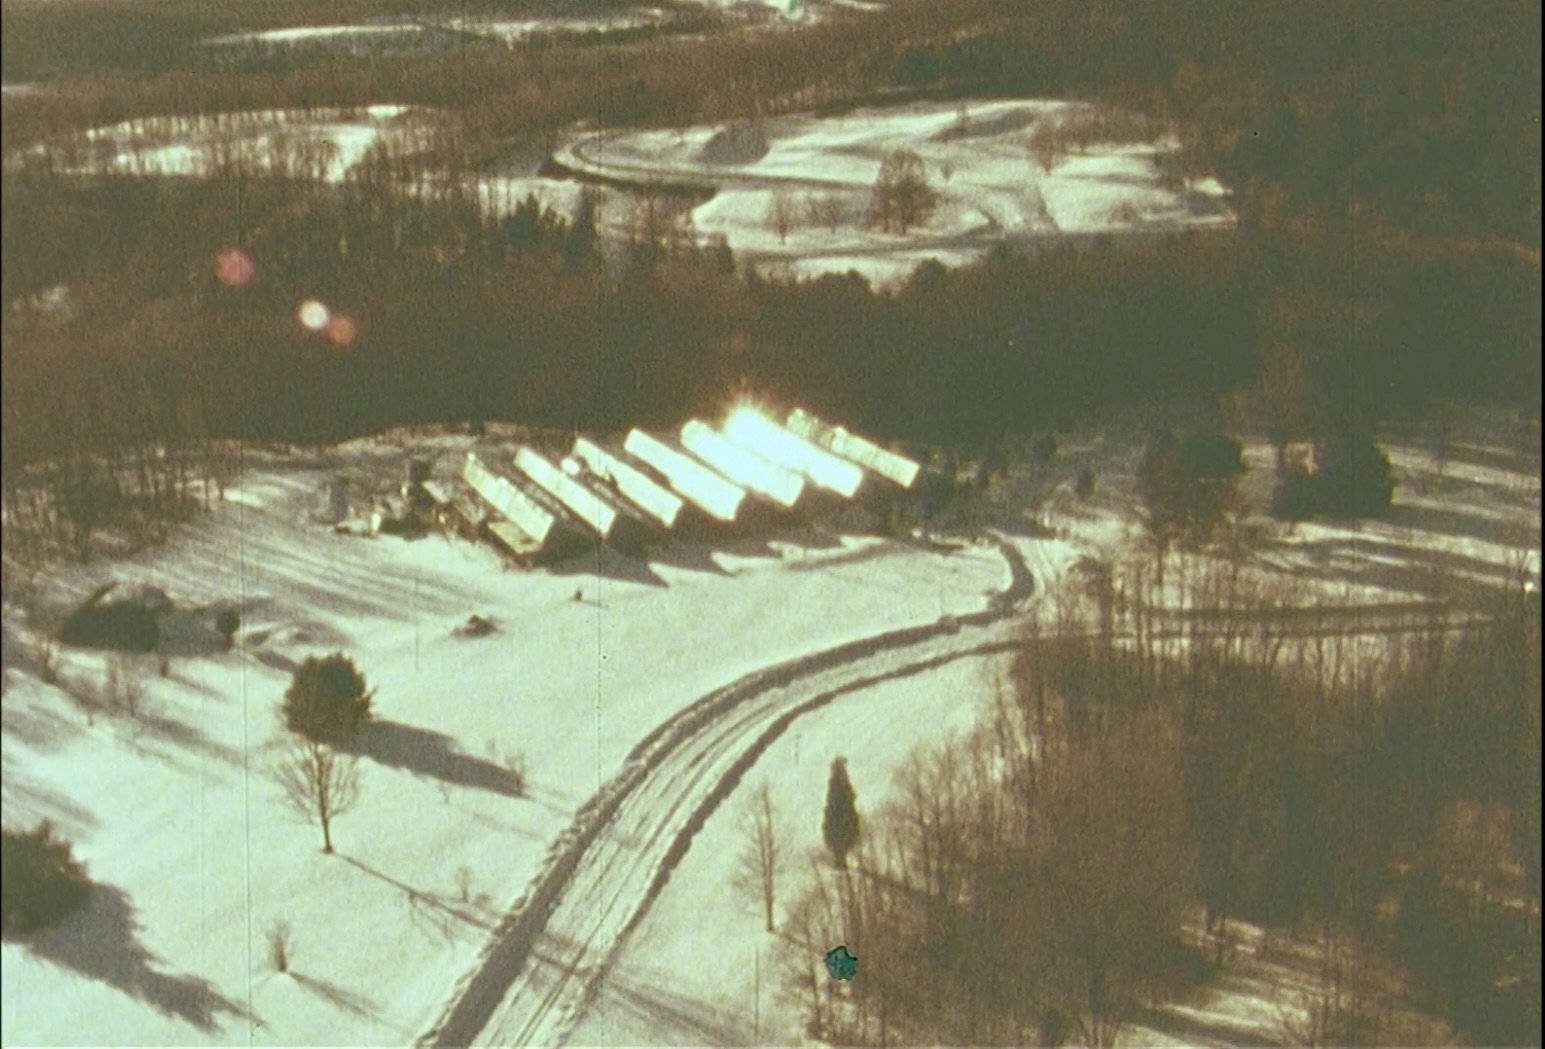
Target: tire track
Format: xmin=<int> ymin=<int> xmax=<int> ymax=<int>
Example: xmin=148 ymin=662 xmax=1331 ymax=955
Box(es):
xmin=416 ymin=536 xmax=1038 ymax=1048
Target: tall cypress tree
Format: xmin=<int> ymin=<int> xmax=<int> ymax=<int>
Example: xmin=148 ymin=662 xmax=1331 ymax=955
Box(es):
xmin=822 ymin=757 xmax=860 ymax=869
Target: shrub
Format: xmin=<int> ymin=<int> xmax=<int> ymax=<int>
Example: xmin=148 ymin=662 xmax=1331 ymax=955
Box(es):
xmin=1315 ymin=435 xmax=1396 ymax=518
xmin=267 ymin=918 xmax=292 ymax=973
xmin=2 ymin=822 xmax=90 ymax=934
xmin=214 ymin=609 xmax=240 ymax=648
xmin=281 ymin=653 xmax=373 ymax=743
xmin=1271 ymin=465 xmax=1320 ymax=521
xmin=1031 ymin=434 xmax=1059 ymax=464
xmin=1074 ymin=466 xmax=1097 ymax=499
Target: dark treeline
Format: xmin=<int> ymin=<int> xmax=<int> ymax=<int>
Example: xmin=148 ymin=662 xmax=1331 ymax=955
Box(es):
xmin=778 ymin=559 xmax=1541 ymax=1046
xmin=3 ymin=164 xmax=1539 ymax=477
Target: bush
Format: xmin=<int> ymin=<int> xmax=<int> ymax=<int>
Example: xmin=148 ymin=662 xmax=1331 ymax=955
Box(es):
xmin=1031 ymin=434 xmax=1059 ymax=464
xmin=1315 ymin=435 xmax=1396 ymax=518
xmin=2 ymin=822 xmax=90 ymax=934
xmin=1271 ymin=465 xmax=1320 ymax=521
xmin=281 ymin=653 xmax=373 ymax=743
xmin=1139 ymin=429 xmax=1244 ymax=543
xmin=214 ymin=608 xmax=240 ymax=648
xmin=1074 ymin=466 xmax=1097 ymax=499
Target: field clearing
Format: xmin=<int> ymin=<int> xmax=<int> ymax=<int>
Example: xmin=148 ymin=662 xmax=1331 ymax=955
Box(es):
xmin=556 ymin=98 xmax=1236 ymax=284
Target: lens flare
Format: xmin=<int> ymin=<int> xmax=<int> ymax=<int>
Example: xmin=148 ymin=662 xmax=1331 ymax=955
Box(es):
xmin=326 ymin=314 xmax=357 ymax=346
xmin=215 ymin=247 xmax=254 ymax=287
xmin=298 ymin=300 xmax=330 ymax=331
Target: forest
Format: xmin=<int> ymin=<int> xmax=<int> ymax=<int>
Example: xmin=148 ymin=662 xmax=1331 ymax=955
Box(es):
xmin=1 ymin=0 xmax=1540 ymax=514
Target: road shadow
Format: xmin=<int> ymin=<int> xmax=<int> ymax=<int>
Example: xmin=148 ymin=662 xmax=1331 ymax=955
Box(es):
xmin=16 ymin=881 xmax=247 ymax=1034
xmin=344 ymin=719 xmax=524 ymax=798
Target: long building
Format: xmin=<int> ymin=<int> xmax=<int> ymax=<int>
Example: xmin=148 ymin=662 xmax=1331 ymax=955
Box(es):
xmin=680 ymin=419 xmax=804 ymax=509
xmin=785 ymin=409 xmax=920 ymax=489
xmin=722 ymin=407 xmax=865 ymax=498
xmin=572 ymin=437 xmax=684 ymax=530
xmin=513 ymin=447 xmax=618 ymax=540
xmin=464 ymin=452 xmax=557 ymax=544
xmin=623 ymin=429 xmax=744 ymax=523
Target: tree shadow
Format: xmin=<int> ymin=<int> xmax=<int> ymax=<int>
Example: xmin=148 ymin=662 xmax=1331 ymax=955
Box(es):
xmin=290 ymin=971 xmax=382 ymax=1022
xmin=1387 ymin=503 xmax=1540 ymax=551
xmin=343 ymin=718 xmax=524 ymax=798
xmin=583 ymin=958 xmax=751 ymax=1046
xmin=0 ymin=773 xmax=100 ymax=836
xmin=155 ymin=610 xmax=228 ymax=658
xmin=337 ymin=854 xmax=493 ymax=946
xmin=1264 ymin=534 xmax=1527 ymax=600
xmin=18 ymin=881 xmax=248 ymax=1034
xmin=1126 ymin=1002 xmax=1279 ymax=1048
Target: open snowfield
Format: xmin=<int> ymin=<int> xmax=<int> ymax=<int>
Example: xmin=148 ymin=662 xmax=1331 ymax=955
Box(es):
xmin=21 ymin=106 xmax=427 ymax=183
xmin=0 ymin=428 xmax=1016 ymax=1046
xmin=196 ymin=8 xmax=678 ymax=65
xmin=3 ymin=405 xmax=1536 ymax=1047
xmin=556 ymin=99 xmax=1236 ymax=285
xmin=508 ymin=405 xmax=1540 ymax=1048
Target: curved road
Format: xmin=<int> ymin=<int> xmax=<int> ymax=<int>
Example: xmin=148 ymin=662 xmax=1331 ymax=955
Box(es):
xmin=417 ymin=535 xmax=1046 ymax=1047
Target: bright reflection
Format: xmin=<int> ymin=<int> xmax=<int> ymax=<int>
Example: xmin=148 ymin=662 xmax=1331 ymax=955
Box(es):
xmin=681 ymin=420 xmax=803 ymax=509
xmin=724 ymin=407 xmax=864 ymax=498
xmin=623 ymin=429 xmax=742 ymax=522
xmin=298 ymin=299 xmax=330 ymax=331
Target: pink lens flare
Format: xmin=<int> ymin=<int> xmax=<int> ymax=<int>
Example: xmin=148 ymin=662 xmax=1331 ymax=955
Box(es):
xmin=326 ymin=314 xmax=357 ymax=346
xmin=215 ymin=247 xmax=254 ymax=287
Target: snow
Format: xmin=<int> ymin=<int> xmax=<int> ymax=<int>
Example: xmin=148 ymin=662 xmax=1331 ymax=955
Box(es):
xmin=28 ymin=107 xmax=428 ymax=184
xmin=5 ymin=406 xmax=1533 ymax=1046
xmin=555 ymin=99 xmax=1236 ymax=286
xmin=566 ymin=650 xmax=1014 ymax=1047
xmin=1 ymin=431 xmax=1007 ymax=1047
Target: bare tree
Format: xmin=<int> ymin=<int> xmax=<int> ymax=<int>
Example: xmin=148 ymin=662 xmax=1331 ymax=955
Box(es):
xmin=804 ymin=192 xmax=846 ymax=233
xmin=272 ymin=736 xmax=360 ymax=854
xmin=732 ymin=781 xmax=784 ymax=932
xmin=765 ymin=189 xmax=798 ymax=245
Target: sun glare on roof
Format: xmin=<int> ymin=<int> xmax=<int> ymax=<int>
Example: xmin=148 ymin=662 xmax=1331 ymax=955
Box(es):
xmin=724 ymin=407 xmax=864 ymax=498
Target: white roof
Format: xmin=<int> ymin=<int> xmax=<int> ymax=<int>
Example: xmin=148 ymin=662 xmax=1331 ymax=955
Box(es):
xmin=785 ymin=409 xmax=919 ymax=489
xmin=722 ymin=408 xmax=864 ymax=498
xmin=572 ymin=437 xmax=683 ymax=529
xmin=463 ymin=452 xmax=556 ymax=544
xmin=623 ymin=429 xmax=744 ymax=523
xmin=514 ymin=447 xmax=618 ymax=539
xmin=680 ymin=420 xmax=804 ymax=509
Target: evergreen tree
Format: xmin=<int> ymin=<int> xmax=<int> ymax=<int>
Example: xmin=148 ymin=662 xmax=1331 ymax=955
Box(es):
xmin=281 ymin=653 xmax=373 ymax=744
xmin=822 ymin=757 xmax=860 ymax=868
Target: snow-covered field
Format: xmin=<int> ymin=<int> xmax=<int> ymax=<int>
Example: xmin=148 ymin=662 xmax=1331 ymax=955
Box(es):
xmin=3 ymin=406 xmax=1536 ymax=1047
xmin=20 ymin=106 xmax=427 ymax=183
xmin=196 ymin=9 xmax=678 ymax=65
xmin=0 ymin=428 xmax=1018 ymax=1046
xmin=557 ymin=99 xmax=1236 ymax=285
